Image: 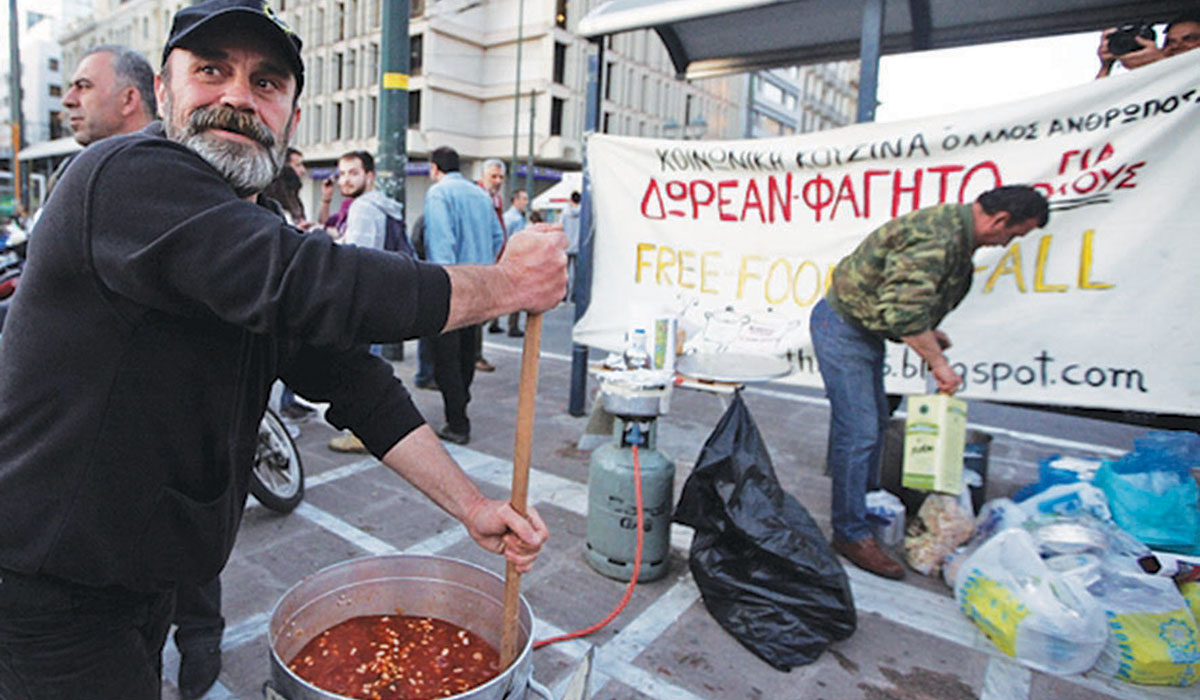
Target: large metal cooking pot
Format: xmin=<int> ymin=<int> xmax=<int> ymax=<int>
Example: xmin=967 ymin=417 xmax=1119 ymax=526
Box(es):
xmin=267 ymin=554 xmax=549 ymax=700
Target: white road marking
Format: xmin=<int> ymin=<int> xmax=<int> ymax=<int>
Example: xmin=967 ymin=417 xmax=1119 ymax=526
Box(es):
xmin=981 ymin=657 xmax=1033 ymax=700
xmin=294 ymin=501 xmax=399 ymax=556
xmin=743 ymin=384 xmax=1128 ymax=456
xmin=305 ymin=457 xmax=377 ymax=487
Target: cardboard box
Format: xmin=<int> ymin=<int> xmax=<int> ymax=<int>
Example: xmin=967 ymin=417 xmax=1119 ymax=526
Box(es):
xmin=902 ymin=394 xmax=968 ymax=494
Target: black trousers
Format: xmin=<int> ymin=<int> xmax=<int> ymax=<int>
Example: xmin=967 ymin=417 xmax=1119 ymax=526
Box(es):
xmin=173 ymin=577 xmax=224 ymax=652
xmin=432 ymin=325 xmax=479 ymax=434
xmin=0 ymin=567 xmax=173 ymax=700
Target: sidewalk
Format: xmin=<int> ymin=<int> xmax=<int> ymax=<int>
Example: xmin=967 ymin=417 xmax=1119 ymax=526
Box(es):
xmin=168 ymin=330 xmax=1187 ymax=700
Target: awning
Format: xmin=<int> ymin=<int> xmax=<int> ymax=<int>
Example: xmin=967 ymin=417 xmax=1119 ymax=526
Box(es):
xmin=577 ymin=0 xmax=1198 ymax=78
xmin=531 ymin=171 xmax=582 ymax=212
xmin=18 ymin=137 xmax=82 ymax=162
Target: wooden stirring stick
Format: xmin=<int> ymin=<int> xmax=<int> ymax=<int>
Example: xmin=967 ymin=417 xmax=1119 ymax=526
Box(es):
xmin=499 ymin=311 xmax=543 ymax=669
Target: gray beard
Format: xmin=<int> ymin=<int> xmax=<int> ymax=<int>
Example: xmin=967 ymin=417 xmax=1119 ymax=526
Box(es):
xmin=180 ymin=131 xmax=282 ymax=199
xmin=163 ymin=95 xmax=290 ymax=199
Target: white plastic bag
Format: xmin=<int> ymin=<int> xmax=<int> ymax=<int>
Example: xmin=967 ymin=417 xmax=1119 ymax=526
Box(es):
xmin=941 ymin=498 xmax=1028 ymax=588
xmin=954 ymin=529 xmax=1107 ymax=675
xmin=1088 ymin=572 xmax=1200 ymax=686
xmin=865 ymin=489 xmax=906 ymax=547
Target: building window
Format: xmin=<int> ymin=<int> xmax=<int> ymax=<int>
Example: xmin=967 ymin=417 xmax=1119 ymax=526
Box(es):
xmin=550 ymin=97 xmax=564 ymax=136
xmin=334 ymin=52 xmax=344 ymax=90
xmin=410 ymin=0 xmax=423 ymax=18
xmin=368 ymin=96 xmax=378 ymax=137
xmin=49 ymin=110 xmax=64 ymax=139
xmin=553 ymin=42 xmax=566 ymax=84
xmin=602 ymin=111 xmax=612 ymax=133
xmin=48 ymin=84 xmax=61 ymax=97
xmin=604 ymin=62 xmax=614 ymax=100
xmin=410 ymin=34 xmax=423 ymax=75
xmin=314 ymin=56 xmax=325 ymax=94
xmin=336 ymin=2 xmax=346 ymax=41
xmin=315 ymin=8 xmax=325 ymax=44
xmin=348 ymin=0 xmax=358 ymax=37
xmin=346 ymin=99 xmax=356 ymax=139
xmin=555 ymin=0 xmax=567 ymax=29
xmin=313 ymin=105 xmax=323 ymax=142
xmin=347 ymin=49 xmax=357 ymax=89
xmin=369 ymin=43 xmax=380 ymax=84
xmin=48 ymin=57 xmax=59 ymax=71
xmin=408 ymin=89 xmax=421 ymax=128
xmin=334 ymin=102 xmax=343 ymax=140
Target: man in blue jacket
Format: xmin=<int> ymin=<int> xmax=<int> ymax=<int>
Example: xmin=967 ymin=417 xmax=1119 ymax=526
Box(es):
xmin=423 ymin=146 xmax=506 ymax=445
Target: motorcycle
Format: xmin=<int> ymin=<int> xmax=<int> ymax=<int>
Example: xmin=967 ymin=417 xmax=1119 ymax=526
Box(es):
xmin=251 ymin=406 xmax=305 ymax=513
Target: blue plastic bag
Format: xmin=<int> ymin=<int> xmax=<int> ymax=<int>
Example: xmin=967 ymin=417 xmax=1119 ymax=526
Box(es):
xmin=1012 ymin=455 xmax=1108 ymax=502
xmin=1094 ymin=431 xmax=1200 ymax=555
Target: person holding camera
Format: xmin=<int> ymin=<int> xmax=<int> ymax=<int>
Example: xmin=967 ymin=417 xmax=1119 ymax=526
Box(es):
xmin=1096 ymin=12 xmax=1200 ymax=78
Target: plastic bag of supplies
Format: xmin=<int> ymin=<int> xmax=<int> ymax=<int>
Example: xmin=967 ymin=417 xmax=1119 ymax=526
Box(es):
xmin=1088 ymin=572 xmax=1200 ymax=686
xmin=953 ymin=528 xmax=1107 ymax=675
xmin=674 ymin=394 xmax=856 ymax=670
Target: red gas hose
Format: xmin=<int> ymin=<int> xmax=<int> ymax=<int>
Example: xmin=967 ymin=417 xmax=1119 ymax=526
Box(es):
xmin=533 ymin=443 xmax=645 ymax=648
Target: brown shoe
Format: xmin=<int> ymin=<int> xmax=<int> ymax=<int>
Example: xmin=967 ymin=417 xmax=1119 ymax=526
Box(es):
xmin=328 ymin=433 xmax=367 ymax=454
xmin=832 ymin=537 xmax=905 ymax=579
xmin=475 ymin=359 xmax=496 ymax=372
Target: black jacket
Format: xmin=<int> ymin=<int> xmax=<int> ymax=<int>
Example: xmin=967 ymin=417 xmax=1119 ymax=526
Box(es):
xmin=0 ymin=124 xmax=449 ymax=591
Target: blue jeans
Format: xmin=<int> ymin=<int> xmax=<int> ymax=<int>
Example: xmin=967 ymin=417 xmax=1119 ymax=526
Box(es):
xmin=810 ymin=298 xmax=889 ymax=543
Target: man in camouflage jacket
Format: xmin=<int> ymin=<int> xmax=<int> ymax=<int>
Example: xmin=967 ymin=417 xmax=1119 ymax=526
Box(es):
xmin=811 ymin=185 xmax=1049 ymax=579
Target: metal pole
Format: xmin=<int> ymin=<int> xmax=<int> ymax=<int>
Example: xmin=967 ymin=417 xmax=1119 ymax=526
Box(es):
xmin=856 ymin=0 xmax=885 ymax=123
xmin=525 ymin=90 xmax=534 ymax=197
xmin=509 ymin=0 xmax=525 ymax=197
xmin=568 ymin=40 xmax=603 ymax=416
xmin=8 ymin=0 xmax=25 ymax=213
xmin=378 ymin=0 xmax=410 ymax=360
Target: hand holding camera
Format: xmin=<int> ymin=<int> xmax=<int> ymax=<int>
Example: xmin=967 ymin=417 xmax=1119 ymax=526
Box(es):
xmin=1107 ymin=22 xmax=1157 ymax=55
xmin=1097 ymin=22 xmax=1163 ymax=78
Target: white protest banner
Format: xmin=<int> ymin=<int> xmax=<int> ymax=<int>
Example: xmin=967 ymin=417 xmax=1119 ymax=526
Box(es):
xmin=575 ymin=50 xmax=1199 ymax=415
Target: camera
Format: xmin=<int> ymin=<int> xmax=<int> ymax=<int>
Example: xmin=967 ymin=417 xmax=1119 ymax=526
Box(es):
xmin=1108 ymin=22 xmax=1157 ymax=55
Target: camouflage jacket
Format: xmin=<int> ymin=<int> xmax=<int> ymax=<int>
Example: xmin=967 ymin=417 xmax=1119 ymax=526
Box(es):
xmin=826 ymin=203 xmax=975 ymax=341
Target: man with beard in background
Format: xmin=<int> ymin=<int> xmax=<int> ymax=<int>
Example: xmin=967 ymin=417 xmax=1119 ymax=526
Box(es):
xmin=0 ymin=1 xmax=561 ymax=697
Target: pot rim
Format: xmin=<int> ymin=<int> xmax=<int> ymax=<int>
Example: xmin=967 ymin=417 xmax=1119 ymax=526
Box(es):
xmin=267 ymin=553 xmax=534 ymax=700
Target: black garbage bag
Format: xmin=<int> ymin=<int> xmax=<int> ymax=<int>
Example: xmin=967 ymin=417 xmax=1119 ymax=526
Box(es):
xmin=674 ymin=393 xmax=856 ymax=671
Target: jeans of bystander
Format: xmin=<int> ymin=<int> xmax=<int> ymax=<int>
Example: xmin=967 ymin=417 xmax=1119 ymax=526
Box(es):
xmin=810 ymin=298 xmax=890 ymax=543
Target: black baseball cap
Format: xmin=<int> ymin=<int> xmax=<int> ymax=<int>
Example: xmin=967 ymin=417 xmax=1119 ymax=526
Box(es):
xmin=163 ymin=0 xmax=304 ymax=94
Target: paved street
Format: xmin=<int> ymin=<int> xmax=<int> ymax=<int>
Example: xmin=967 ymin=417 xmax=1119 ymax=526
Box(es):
xmin=164 ymin=304 xmax=1188 ymax=700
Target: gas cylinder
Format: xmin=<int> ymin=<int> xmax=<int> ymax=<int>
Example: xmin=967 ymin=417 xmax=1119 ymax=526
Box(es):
xmin=585 ymin=419 xmax=674 ymax=582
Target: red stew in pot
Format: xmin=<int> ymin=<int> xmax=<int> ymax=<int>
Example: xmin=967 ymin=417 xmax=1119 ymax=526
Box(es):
xmin=288 ymin=614 xmax=501 ymax=700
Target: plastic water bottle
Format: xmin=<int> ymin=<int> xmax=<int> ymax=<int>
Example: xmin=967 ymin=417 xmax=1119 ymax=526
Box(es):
xmin=623 ymin=329 xmax=651 ymax=370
